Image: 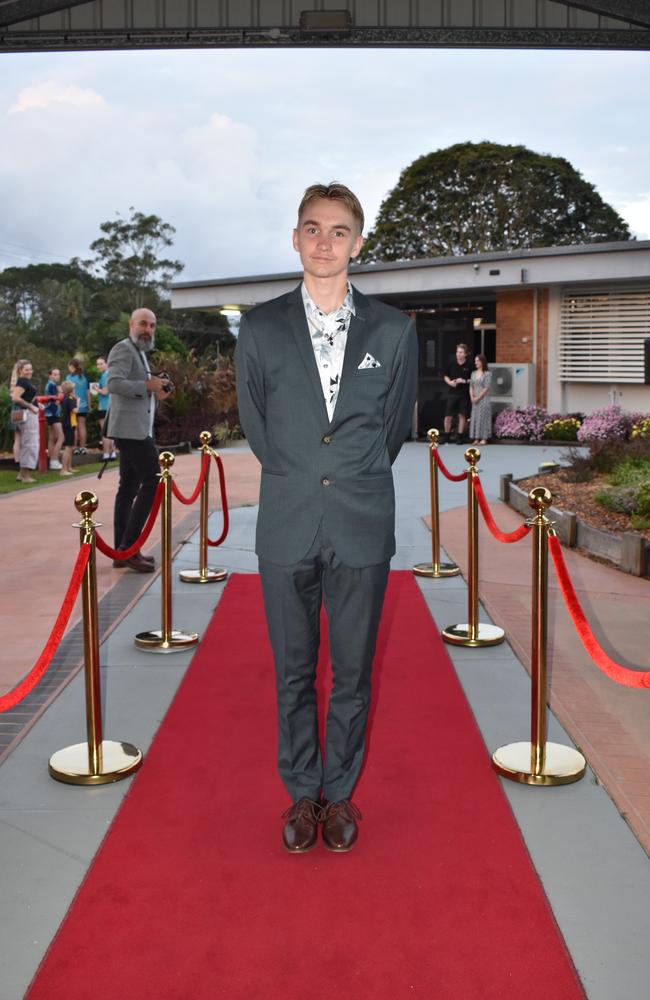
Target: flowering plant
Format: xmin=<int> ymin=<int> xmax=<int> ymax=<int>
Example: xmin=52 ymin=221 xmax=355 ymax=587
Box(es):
xmin=494 ymin=405 xmax=550 ymax=441
xmin=631 ymin=417 xmax=650 ymax=440
xmin=576 ymin=405 xmax=631 ymax=443
xmin=544 ymin=417 xmax=581 ymax=441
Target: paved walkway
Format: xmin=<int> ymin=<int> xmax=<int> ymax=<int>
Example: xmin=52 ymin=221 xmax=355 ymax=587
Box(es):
xmin=438 ymin=496 xmax=650 ymax=856
xmin=0 ymin=449 xmax=261 ymax=697
xmin=0 ymin=441 xmax=649 ymax=999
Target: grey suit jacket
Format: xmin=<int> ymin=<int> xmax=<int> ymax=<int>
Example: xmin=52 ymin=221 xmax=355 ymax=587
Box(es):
xmin=235 ymin=283 xmax=418 ymax=568
xmin=105 ymin=337 xmax=154 ymax=440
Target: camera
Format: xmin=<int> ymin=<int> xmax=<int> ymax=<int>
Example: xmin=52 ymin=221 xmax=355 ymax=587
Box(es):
xmin=154 ymin=371 xmax=174 ymax=394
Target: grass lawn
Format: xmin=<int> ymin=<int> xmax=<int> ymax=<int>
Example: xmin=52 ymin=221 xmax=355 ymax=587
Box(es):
xmin=0 ymin=459 xmax=117 ymax=495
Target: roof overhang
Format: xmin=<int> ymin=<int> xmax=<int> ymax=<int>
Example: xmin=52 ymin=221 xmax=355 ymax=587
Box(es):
xmin=170 ymin=241 xmax=650 ymax=313
xmin=2 ymin=1 xmax=650 ymax=52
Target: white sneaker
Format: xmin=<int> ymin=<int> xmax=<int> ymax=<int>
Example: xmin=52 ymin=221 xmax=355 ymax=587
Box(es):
xmin=49 ymin=459 xmax=63 ymax=470
xmin=102 ymin=453 xmax=110 ymax=461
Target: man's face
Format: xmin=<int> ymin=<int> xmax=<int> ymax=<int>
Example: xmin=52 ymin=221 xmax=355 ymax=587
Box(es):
xmin=456 ymin=349 xmax=467 ymax=365
xmin=129 ymin=310 xmax=157 ymax=352
xmin=50 ymin=369 xmax=61 ymax=383
xmin=292 ymin=198 xmax=363 ymax=282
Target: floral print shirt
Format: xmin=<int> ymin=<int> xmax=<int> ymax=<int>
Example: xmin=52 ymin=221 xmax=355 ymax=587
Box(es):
xmin=301 ymin=281 xmax=355 ymax=420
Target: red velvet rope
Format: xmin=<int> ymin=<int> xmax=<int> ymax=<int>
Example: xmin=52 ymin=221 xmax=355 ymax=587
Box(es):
xmin=95 ymin=483 xmax=164 ymax=561
xmin=0 ymin=544 xmax=90 ymax=712
xmin=206 ymin=452 xmax=229 ymax=547
xmin=548 ymin=534 xmax=650 ymax=689
xmin=473 ymin=477 xmax=532 ymax=544
xmin=171 ymin=452 xmax=210 ymax=505
xmin=432 ymin=449 xmax=468 ymax=482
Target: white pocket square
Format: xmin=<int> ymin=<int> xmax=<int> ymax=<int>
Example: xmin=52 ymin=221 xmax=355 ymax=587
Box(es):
xmin=358 ymin=353 xmax=381 ymax=369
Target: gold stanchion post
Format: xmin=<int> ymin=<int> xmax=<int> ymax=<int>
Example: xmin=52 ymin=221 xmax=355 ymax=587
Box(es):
xmin=179 ymin=431 xmax=228 ymax=584
xmin=135 ymin=452 xmax=200 ymax=653
xmin=49 ymin=491 xmax=143 ymax=785
xmin=413 ymin=428 xmax=460 ymax=579
xmin=441 ymin=447 xmax=505 ymax=648
xmin=492 ymin=487 xmax=586 ymax=785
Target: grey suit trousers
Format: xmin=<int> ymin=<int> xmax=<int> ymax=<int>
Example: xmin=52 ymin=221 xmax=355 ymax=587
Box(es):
xmin=259 ymin=524 xmax=389 ymax=803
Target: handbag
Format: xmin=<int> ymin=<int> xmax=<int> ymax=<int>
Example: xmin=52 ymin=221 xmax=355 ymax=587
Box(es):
xmin=10 ymin=407 xmax=27 ymax=425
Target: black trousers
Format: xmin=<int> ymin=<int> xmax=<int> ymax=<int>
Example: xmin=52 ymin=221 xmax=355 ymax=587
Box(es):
xmin=259 ymin=525 xmax=390 ymax=804
xmin=113 ymin=436 xmax=160 ymax=550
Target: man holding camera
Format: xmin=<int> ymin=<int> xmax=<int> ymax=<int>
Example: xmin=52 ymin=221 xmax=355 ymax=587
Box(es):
xmin=106 ymin=308 xmax=172 ymax=573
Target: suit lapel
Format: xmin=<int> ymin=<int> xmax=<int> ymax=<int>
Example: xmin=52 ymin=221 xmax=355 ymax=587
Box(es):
xmin=286 ymin=285 xmax=329 ymax=425
xmin=330 ymin=287 xmax=372 ymax=424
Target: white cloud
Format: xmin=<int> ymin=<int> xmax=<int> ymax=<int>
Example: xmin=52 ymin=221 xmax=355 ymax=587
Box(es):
xmin=0 ymin=48 xmax=649 ymax=280
xmin=615 ymin=195 xmax=650 ymax=241
xmin=9 ymin=81 xmax=107 ymax=114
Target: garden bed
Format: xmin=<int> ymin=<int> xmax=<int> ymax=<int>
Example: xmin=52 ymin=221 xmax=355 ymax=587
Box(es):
xmin=505 ymin=469 xmax=650 ymax=577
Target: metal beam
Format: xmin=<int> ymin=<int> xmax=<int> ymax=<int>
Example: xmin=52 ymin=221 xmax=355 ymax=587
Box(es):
xmin=2 ymin=25 xmax=650 ymax=52
xmin=560 ymin=1 xmax=650 ymax=28
xmin=0 ymin=1 xmax=87 ymax=27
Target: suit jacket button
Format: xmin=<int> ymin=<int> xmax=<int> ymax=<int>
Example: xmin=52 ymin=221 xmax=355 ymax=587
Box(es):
xmin=321 ymin=477 xmax=331 ymax=487
xmin=323 ymin=435 xmax=332 ymax=444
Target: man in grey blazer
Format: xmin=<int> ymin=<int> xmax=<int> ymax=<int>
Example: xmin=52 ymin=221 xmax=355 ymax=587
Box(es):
xmin=235 ymin=183 xmax=417 ymax=853
xmin=106 ymin=308 xmax=169 ymax=573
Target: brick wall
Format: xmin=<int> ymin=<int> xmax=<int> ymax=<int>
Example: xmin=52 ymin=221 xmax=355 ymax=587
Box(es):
xmin=496 ymin=289 xmax=549 ymax=406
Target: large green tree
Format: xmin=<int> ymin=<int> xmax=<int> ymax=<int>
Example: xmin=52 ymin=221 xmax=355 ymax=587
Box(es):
xmin=86 ymin=207 xmax=184 ymax=311
xmin=359 ymin=142 xmax=631 ymax=263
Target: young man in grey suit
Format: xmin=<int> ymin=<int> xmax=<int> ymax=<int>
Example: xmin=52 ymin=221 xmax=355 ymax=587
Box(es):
xmin=106 ymin=308 xmax=170 ymax=573
xmin=235 ymin=183 xmax=417 ymax=853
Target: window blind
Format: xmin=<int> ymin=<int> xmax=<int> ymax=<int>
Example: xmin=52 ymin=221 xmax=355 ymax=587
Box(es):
xmin=558 ymin=286 xmax=650 ymax=383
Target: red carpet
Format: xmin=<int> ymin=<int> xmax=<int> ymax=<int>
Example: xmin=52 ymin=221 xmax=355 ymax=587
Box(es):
xmin=27 ymin=572 xmax=584 ymax=999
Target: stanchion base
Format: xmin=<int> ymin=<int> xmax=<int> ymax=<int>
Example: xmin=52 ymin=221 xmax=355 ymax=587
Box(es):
xmin=492 ymin=741 xmax=586 ymax=786
xmin=442 ymin=623 xmax=505 ymax=647
xmin=134 ymin=629 xmax=199 ymax=653
xmin=412 ymin=561 xmax=460 ymax=578
xmin=178 ymin=567 xmax=228 ymax=584
xmin=49 ymin=740 xmax=143 ymax=786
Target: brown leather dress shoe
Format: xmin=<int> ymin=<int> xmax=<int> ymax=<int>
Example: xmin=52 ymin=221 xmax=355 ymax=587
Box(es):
xmin=113 ymin=553 xmax=155 ymax=568
xmin=281 ymin=798 xmax=322 ymax=853
xmin=321 ymin=799 xmax=362 ymax=852
xmin=121 ymin=552 xmax=155 ymax=573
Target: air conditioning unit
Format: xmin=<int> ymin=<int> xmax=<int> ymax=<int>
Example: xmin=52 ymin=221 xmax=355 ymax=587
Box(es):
xmin=490 ymin=363 xmax=536 ymax=409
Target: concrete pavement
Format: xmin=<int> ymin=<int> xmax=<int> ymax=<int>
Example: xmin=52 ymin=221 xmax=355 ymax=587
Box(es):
xmin=0 ymin=441 xmax=649 ymax=999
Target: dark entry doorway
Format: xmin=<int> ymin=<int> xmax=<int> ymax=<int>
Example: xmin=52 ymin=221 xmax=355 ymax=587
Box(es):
xmin=416 ymin=302 xmax=496 ymax=437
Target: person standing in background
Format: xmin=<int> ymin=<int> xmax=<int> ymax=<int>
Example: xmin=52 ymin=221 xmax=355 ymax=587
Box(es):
xmin=442 ymin=343 xmax=473 ymax=444
xmin=92 ymin=356 xmax=116 ymax=461
xmin=59 ymin=380 xmax=78 ymax=477
xmin=43 ymin=367 xmax=63 ymax=470
xmin=67 ymin=358 xmax=89 ymax=453
xmin=106 ymin=308 xmax=170 ymax=573
xmin=10 ymin=359 xmax=42 ymax=484
xmin=469 ymin=354 xmax=492 ymax=445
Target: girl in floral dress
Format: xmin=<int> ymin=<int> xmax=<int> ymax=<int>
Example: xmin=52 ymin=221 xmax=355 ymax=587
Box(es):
xmin=469 ymin=354 xmax=492 ymax=445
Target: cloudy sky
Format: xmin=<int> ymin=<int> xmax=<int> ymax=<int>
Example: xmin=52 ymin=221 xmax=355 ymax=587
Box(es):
xmin=1 ymin=45 xmax=649 ymax=282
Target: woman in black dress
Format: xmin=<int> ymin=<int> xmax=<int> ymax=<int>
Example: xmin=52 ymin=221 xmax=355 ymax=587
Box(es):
xmin=10 ymin=358 xmax=42 ymax=484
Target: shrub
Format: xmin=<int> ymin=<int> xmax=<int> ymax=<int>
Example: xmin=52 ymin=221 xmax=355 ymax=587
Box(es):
xmin=635 ymin=481 xmax=650 ymax=518
xmin=0 ymin=384 xmax=14 ymax=454
xmin=212 ymin=421 xmax=243 ymax=446
xmin=494 ymin=405 xmax=550 ymax=441
xmin=576 ymin=405 xmax=631 ymax=443
xmin=594 ymin=486 xmax=638 ymax=515
xmin=153 ymin=353 xmax=239 ymax=446
xmin=544 ymin=416 xmax=580 ymax=441
xmin=605 ymin=456 xmax=650 ymax=488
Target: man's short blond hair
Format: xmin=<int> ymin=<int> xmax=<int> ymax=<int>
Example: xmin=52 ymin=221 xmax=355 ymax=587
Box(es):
xmin=297 ymin=182 xmax=364 ymax=234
